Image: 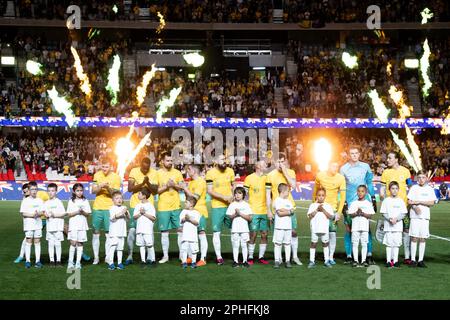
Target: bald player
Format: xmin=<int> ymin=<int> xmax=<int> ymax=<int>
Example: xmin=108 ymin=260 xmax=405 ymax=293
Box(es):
xmin=266 ymin=153 xmax=302 ymax=265
xmin=126 ymin=157 xmax=158 ymax=265
xmin=380 ymin=151 xmax=413 ymax=264
xmin=183 ymin=164 xmax=208 ymax=266
xmin=244 ymin=160 xmax=269 ymax=265
xmin=91 ymin=158 xmax=122 ymax=265
xmin=206 ymin=154 xmax=235 ymax=265
xmin=313 ymin=162 xmax=346 ymax=265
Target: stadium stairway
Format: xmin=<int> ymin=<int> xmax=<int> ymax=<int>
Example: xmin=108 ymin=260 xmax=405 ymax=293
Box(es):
xmin=275 ymin=87 xmax=289 ymax=117
xmin=407 ymin=77 xmax=423 ymax=117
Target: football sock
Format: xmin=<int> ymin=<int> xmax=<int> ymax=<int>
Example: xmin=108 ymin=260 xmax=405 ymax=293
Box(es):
xmin=403 ymin=232 xmax=411 ymax=259
xmin=386 ymin=247 xmax=392 ymax=262
xmin=213 ymin=232 xmax=222 ymax=259
xmin=161 ymin=232 xmax=169 ymax=258
xmin=291 ymin=236 xmax=298 ymax=259
xmin=367 ymin=231 xmax=373 ymax=256
xmin=352 ymin=243 xmax=359 ymax=262
xmin=177 ymin=232 xmax=182 ymax=257
xmin=69 ymin=245 xmax=76 ymax=264
xmin=48 ymin=239 xmax=55 ymax=262
xmin=410 ymin=241 xmax=418 ymax=261
xmin=92 ymin=234 xmax=100 ymax=260
xmin=248 ymin=243 xmax=255 ymax=259
xmin=191 ymin=253 xmax=197 ymax=263
xmin=231 ymin=235 xmax=239 ymax=263
xmin=117 ymin=250 xmax=123 ymax=264
xmin=34 ymin=242 xmax=41 ymax=263
xmin=309 ymin=248 xmax=316 ymax=262
xmin=140 ymin=247 xmax=146 ymax=262
xmin=259 ymin=244 xmax=267 ymax=259
xmin=55 ymin=241 xmax=62 ymax=262
xmin=392 ymin=247 xmax=399 ymax=263
xmin=127 ymin=228 xmax=135 ymax=260
xmin=199 ymin=233 xmax=208 ymax=260
xmin=105 ymin=234 xmax=111 ymax=263
xmin=324 ymin=246 xmax=330 ymax=262
xmin=25 ymin=242 xmax=32 ymax=263
xmin=329 ymin=232 xmax=336 ymax=260
xmin=419 ymin=242 xmax=426 ymax=261
xmin=19 ymin=238 xmax=26 ymax=258
xmin=345 ymin=232 xmax=352 ymax=257
xmin=76 ymin=246 xmax=83 ymax=264
xmin=180 ymin=242 xmax=187 ymax=263
xmin=274 ymin=244 xmax=281 ymax=262
xmin=361 ymin=242 xmax=368 ymax=262
xmin=108 ymin=245 xmax=116 ymax=264
xmin=241 ymin=238 xmax=248 ymax=263
xmin=284 ymin=244 xmax=291 ymax=263
xmin=147 ymin=247 xmax=155 ymax=261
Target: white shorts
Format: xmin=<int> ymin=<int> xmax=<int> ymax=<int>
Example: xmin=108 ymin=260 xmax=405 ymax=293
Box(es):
xmin=352 ymin=231 xmax=369 ymax=244
xmin=109 ymin=236 xmax=125 ymax=250
xmin=181 ymin=241 xmax=199 ymax=254
xmin=273 ymin=229 xmax=292 ymax=245
xmin=311 ymin=232 xmax=330 ymax=244
xmin=136 ymin=233 xmax=154 ymax=247
xmin=25 ymin=229 xmax=42 ymax=239
xmin=231 ymin=232 xmax=250 ymax=243
xmin=409 ymin=219 xmax=430 ymax=239
xmin=383 ymin=232 xmax=402 ymax=247
xmin=67 ymin=230 xmax=87 ymax=242
xmin=46 ymin=231 xmax=64 ymax=242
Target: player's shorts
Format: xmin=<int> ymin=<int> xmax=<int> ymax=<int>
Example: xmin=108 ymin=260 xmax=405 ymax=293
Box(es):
xmin=250 ymin=214 xmax=269 ymax=232
xmin=109 ymin=236 xmax=125 ymax=250
xmin=46 ymin=231 xmax=64 ymax=242
xmin=291 ymin=214 xmax=298 ymax=230
xmin=136 ymin=233 xmax=154 ymax=247
xmin=273 ymin=229 xmax=292 ymax=245
xmin=157 ymin=209 xmax=181 ymax=231
xmin=129 ymin=208 xmax=136 ymax=229
xmin=42 ymin=220 xmax=47 ymax=229
xmin=24 ymin=229 xmax=42 ymax=239
xmin=343 ymin=214 xmax=352 ymax=226
xmin=311 ymin=232 xmax=330 ymax=244
xmin=231 ymin=232 xmax=250 ymax=243
xmin=383 ymin=231 xmax=402 ymax=247
xmin=67 ymin=230 xmax=87 ymax=242
xmin=197 ymin=215 xmax=207 ymax=232
xmin=329 ymin=219 xmax=338 ymax=232
xmin=211 ymin=207 xmax=231 ymax=232
xmin=409 ymin=219 xmax=430 ymax=239
xmin=403 ymin=215 xmax=411 ymax=230
xmin=352 ymin=231 xmax=369 ymax=244
xmin=181 ymin=241 xmax=199 ymax=255
xmin=92 ymin=210 xmax=110 ymax=232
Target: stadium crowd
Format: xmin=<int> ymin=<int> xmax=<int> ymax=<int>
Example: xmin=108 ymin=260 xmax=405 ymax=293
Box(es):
xmin=1 ymin=128 xmax=449 ymax=181
xmin=2 ymin=0 xmax=449 ymax=23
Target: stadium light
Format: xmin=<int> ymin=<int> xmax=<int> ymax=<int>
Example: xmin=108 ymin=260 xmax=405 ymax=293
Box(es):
xmin=1 ymin=56 xmax=15 ymax=65
xmin=155 ymin=67 xmax=166 ymax=71
xmin=188 ymin=73 xmax=195 ymax=79
xmin=252 ymin=67 xmax=266 ymax=70
xmin=404 ymin=58 xmax=419 ymax=69
xmin=182 ymin=52 xmax=205 ymax=67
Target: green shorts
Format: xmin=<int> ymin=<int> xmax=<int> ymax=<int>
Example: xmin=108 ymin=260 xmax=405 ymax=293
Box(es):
xmin=291 ymin=214 xmax=298 ymax=230
xmin=92 ymin=210 xmax=110 ymax=232
xmin=211 ymin=207 xmax=231 ymax=232
xmin=157 ymin=209 xmax=181 ymax=231
xmin=250 ymin=214 xmax=269 ymax=232
xmin=129 ymin=208 xmax=136 ymax=229
xmin=197 ymin=216 xmax=207 ymax=232
xmin=403 ymin=215 xmax=410 ymax=230
xmin=343 ymin=214 xmax=352 ymax=226
xmin=329 ymin=219 xmax=338 ymax=232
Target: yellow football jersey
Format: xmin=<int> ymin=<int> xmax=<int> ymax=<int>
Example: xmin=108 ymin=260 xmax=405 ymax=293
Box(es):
xmin=156 ymin=168 xmax=183 ymax=211
xmin=205 ymin=167 xmax=235 ymax=208
xmin=266 ymin=169 xmax=296 ymax=207
xmin=381 ymin=166 xmax=411 ymax=204
xmin=244 ymin=173 xmax=267 ymax=215
xmin=128 ymin=167 xmax=158 ymax=208
xmin=92 ymin=171 xmax=122 ymax=210
xmin=313 ymin=171 xmax=346 ymax=213
xmin=188 ymin=177 xmax=208 ymax=217
xmin=37 ymin=191 xmax=49 ymax=220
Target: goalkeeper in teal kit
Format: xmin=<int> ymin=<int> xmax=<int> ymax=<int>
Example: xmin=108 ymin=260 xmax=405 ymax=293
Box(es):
xmin=340 ymin=146 xmax=377 ymax=265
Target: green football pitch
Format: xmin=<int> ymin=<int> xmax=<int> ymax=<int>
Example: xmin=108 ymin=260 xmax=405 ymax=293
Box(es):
xmin=1 ymin=200 xmax=449 ymax=300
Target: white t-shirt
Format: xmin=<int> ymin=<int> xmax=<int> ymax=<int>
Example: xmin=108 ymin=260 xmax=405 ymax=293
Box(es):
xmin=66 ymin=198 xmax=91 ymax=232
xmin=273 ymin=197 xmax=293 ymax=230
xmin=109 ymin=205 xmax=128 ymax=237
xmin=380 ymin=197 xmax=407 ymax=232
xmin=348 ymin=199 xmax=375 ymax=232
xmin=44 ymin=198 xmax=66 ymax=232
xmin=407 ymin=184 xmax=437 ymax=220
xmin=307 ymin=202 xmax=334 ymax=234
xmin=135 ymin=202 xmax=156 ymax=235
xmin=20 ymin=197 xmax=44 ymax=231
xmin=226 ymin=201 xmax=253 ymax=233
xmin=179 ymin=209 xmax=201 ymax=242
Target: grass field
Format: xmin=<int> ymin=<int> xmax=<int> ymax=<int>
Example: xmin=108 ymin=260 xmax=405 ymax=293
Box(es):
xmin=1 ymin=200 xmax=450 ymax=300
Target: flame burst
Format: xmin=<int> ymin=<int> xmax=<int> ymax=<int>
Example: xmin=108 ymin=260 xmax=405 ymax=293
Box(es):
xmin=388 ymin=85 xmax=413 ymax=119
xmin=116 ymin=131 xmax=152 ymax=180
xmin=106 ymin=54 xmax=121 ymax=105
xmin=386 ymin=62 xmax=392 ymax=77
xmin=156 ymin=12 xmax=166 ymax=34
xmin=136 ymin=64 xmax=156 ymax=107
xmin=390 ymin=130 xmax=419 ymax=172
xmin=47 ymin=86 xmax=77 ymax=127
xmin=405 ymin=125 xmax=423 ymax=171
xmin=421 ymin=8 xmax=433 ymax=24
xmin=26 ymin=60 xmax=44 ymax=76
xmin=342 ymin=52 xmax=358 ymax=69
xmin=156 ymin=87 xmax=182 ymax=123
xmin=368 ymin=89 xmax=390 ymax=123
xmin=313 ymin=138 xmax=332 ymax=171
xmin=70 ymin=46 xmax=92 ymax=98
xmin=420 ymin=39 xmax=432 ymax=98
